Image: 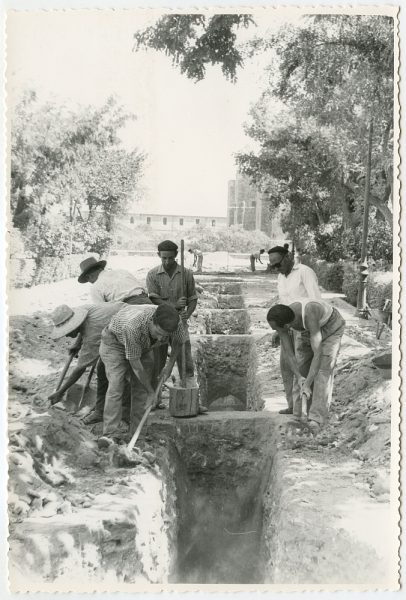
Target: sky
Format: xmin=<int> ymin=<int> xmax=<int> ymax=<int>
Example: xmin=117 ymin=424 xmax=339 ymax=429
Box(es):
xmin=6 ymin=9 xmax=289 ymax=217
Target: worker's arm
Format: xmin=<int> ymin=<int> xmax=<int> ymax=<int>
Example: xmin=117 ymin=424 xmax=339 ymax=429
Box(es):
xmin=48 ymin=364 xmax=88 ymax=403
xmin=278 ymin=329 xmax=303 ymax=381
xmin=184 ymin=298 xmax=198 ymax=320
xmin=161 ymin=343 xmax=181 ymax=380
xmin=128 ymin=357 xmax=156 ymax=407
xmin=302 ymin=311 xmax=323 ymax=394
xmin=90 ymin=285 xmax=106 ymax=304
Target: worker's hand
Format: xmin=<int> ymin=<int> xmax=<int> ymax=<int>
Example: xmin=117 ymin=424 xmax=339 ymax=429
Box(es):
xmin=300 ymin=379 xmax=312 ymax=400
xmin=48 ymin=390 xmax=64 ymax=405
xmin=175 ymin=297 xmax=187 ymax=309
xmin=271 ymin=331 xmax=280 ymax=347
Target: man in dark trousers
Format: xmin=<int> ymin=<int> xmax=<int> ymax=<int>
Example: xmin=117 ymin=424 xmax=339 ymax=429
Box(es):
xmin=146 ymin=240 xmax=197 ymax=381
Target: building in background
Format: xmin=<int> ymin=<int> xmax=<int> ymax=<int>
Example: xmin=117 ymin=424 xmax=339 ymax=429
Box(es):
xmin=122 ymin=212 xmax=227 ymax=232
xmin=227 ymin=173 xmax=284 ymax=238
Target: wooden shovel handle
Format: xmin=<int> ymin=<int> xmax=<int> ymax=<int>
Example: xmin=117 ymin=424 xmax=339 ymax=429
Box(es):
xmin=56 ymin=353 xmax=75 ymax=391
xmin=180 ymin=239 xmax=186 ymax=387
xmin=127 ymin=372 xmax=166 ymax=452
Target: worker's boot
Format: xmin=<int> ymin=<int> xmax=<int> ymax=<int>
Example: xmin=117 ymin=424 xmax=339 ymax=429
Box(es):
xmin=279 ymin=407 xmax=293 ymax=415
xmin=83 ymin=410 xmax=103 ymax=425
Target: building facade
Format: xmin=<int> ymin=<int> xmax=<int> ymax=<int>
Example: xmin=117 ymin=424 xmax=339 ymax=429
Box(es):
xmin=227 ymin=173 xmax=284 ymax=238
xmin=123 ymin=212 xmax=227 ymax=232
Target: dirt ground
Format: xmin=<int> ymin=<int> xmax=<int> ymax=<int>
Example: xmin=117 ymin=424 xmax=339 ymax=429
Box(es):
xmin=7 ymin=255 xmax=397 ymax=589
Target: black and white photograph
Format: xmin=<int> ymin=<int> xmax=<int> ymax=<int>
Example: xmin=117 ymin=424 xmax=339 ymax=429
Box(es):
xmin=4 ymin=3 xmax=400 ymax=593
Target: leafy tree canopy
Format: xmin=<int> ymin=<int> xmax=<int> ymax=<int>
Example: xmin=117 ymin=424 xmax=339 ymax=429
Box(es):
xmin=134 ymin=14 xmax=254 ymax=81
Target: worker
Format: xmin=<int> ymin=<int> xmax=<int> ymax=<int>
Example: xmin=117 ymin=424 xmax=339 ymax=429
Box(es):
xmin=146 ymin=240 xmax=199 ymax=388
xmin=268 ymin=245 xmax=321 ymax=415
xmin=267 ymin=300 xmax=345 ymax=434
xmin=188 ymin=248 xmax=204 ymax=273
xmin=47 ymin=302 xmax=131 ymax=426
xmin=98 ymin=304 xmax=187 ymax=448
xmin=250 ymin=249 xmax=265 ymax=272
xmin=78 ymin=256 xmax=151 ymax=305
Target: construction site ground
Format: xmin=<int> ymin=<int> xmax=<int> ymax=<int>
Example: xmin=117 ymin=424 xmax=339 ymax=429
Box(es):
xmin=8 ymin=253 xmax=398 ymax=590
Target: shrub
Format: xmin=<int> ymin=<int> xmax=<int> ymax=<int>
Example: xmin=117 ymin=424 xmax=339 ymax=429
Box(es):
xmin=342 ymin=263 xmax=359 ymax=306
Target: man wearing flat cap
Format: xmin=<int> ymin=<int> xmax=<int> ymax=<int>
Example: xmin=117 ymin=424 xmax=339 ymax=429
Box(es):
xmin=78 ymin=256 xmax=151 ymax=305
xmin=146 ymin=240 xmax=198 ymax=386
xmin=267 ymin=244 xmax=321 ymax=415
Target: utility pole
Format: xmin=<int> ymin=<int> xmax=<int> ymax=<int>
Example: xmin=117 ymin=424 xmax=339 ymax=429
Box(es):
xmin=357 ymin=119 xmax=373 ymax=318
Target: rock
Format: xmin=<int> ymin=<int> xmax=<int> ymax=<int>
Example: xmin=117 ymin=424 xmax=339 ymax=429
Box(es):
xmin=58 ymin=501 xmax=72 ymax=514
xmin=142 ymin=451 xmax=156 ymax=464
xmin=30 ymin=498 xmax=43 ymax=511
xmin=82 ymin=501 xmax=91 ymax=508
xmin=41 ymin=502 xmax=59 ymax=518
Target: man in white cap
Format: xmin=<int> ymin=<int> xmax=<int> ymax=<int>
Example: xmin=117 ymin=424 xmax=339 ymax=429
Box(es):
xmin=47 ymin=302 xmax=130 ymax=425
xmin=268 ymin=244 xmax=321 ymax=415
xmin=78 ymin=256 xmax=151 ymax=305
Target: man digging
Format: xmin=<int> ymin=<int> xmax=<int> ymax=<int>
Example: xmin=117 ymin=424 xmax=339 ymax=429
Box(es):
xmin=78 ymin=256 xmax=152 ymax=305
xmin=98 ymin=304 xmax=189 ymax=448
xmin=267 ymin=299 xmax=345 ymax=434
xmin=48 ymin=302 xmax=132 ymax=426
xmin=249 ymin=249 xmax=265 ymax=272
xmin=188 ymin=247 xmax=204 ymax=273
xmin=268 ymin=245 xmax=321 ymax=415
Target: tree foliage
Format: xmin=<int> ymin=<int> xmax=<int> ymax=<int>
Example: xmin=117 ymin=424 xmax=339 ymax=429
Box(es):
xmin=134 ymin=14 xmax=254 ymax=81
xmin=236 ymin=15 xmax=394 ymax=260
xmin=11 ymin=92 xmax=145 ymax=260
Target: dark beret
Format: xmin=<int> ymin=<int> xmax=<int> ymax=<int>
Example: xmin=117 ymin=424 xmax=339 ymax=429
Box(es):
xmin=157 ymin=240 xmax=178 ymax=252
xmin=268 ymin=245 xmax=289 ymax=255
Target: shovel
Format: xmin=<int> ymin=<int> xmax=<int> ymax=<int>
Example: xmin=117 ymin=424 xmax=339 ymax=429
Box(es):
xmin=112 ymin=372 xmax=166 ymax=466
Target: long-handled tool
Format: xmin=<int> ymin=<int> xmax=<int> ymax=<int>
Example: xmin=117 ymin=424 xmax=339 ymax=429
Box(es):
xmin=76 ymin=359 xmax=98 ymax=412
xmin=112 ymin=372 xmax=167 ymax=466
xmin=55 ymin=353 xmax=75 ymax=392
xmin=168 ymin=239 xmax=199 ymax=418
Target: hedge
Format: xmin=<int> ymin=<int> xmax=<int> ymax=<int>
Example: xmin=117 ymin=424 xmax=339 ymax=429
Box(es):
xmin=302 ymin=256 xmax=393 ymax=309
xmin=10 ymin=254 xmax=90 ymax=288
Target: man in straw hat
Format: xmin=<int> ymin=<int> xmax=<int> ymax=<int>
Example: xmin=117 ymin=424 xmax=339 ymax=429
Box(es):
xmin=146 ymin=240 xmax=198 ymax=386
xmin=97 ymin=304 xmax=188 ymax=448
xmin=48 ymin=302 xmax=131 ymax=425
xmin=78 ymin=256 xmax=151 ymax=305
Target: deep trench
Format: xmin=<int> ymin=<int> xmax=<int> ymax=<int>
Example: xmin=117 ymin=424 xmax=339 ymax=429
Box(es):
xmin=168 ymin=280 xmax=275 ymax=583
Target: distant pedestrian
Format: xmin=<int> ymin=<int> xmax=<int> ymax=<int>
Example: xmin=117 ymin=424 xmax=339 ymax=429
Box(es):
xmin=268 ymin=245 xmax=321 ymax=415
xmin=78 ymin=256 xmax=151 ymax=305
xmin=267 ymin=300 xmax=345 ymax=433
xmin=189 ymin=248 xmax=204 ymax=273
xmin=250 ymin=249 xmax=265 ymax=272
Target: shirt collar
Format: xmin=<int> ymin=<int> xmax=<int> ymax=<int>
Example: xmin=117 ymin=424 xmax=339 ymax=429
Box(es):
xmin=157 ymin=263 xmax=181 ymax=275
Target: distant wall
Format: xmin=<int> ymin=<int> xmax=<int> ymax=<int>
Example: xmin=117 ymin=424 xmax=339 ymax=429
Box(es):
xmin=9 ymin=254 xmax=89 ymax=288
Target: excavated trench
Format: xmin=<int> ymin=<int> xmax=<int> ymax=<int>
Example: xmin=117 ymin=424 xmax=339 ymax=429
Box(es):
xmin=160 ymin=280 xmax=275 ymax=583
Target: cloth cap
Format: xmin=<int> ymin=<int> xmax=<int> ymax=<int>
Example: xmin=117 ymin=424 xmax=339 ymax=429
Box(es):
xmin=157 ymin=240 xmax=178 ymax=252
xmin=153 ymin=304 xmax=180 ymax=332
xmin=50 ymin=304 xmax=88 ymax=339
xmin=78 ymin=256 xmax=107 ymax=283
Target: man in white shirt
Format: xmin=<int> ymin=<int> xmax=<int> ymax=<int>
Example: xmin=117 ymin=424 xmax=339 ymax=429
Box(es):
xmin=78 ymin=256 xmax=151 ymax=305
xmin=268 ymin=245 xmax=321 ymax=414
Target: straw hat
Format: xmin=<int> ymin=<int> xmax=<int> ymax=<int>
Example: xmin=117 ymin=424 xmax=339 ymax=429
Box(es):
xmin=78 ymin=256 xmax=107 ymax=283
xmin=50 ymin=305 xmax=89 ymax=339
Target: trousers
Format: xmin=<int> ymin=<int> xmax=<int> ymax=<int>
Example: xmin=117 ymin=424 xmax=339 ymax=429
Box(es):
xmin=196 ymin=255 xmax=203 ymax=273
xmin=94 ymin=359 xmax=130 ymax=422
xmin=292 ymin=308 xmax=345 ymax=424
xmin=99 ymin=328 xmax=154 ymax=437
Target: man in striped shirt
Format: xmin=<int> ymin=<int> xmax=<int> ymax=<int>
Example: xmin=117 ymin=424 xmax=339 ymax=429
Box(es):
xmin=98 ymin=304 xmax=186 ymax=447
